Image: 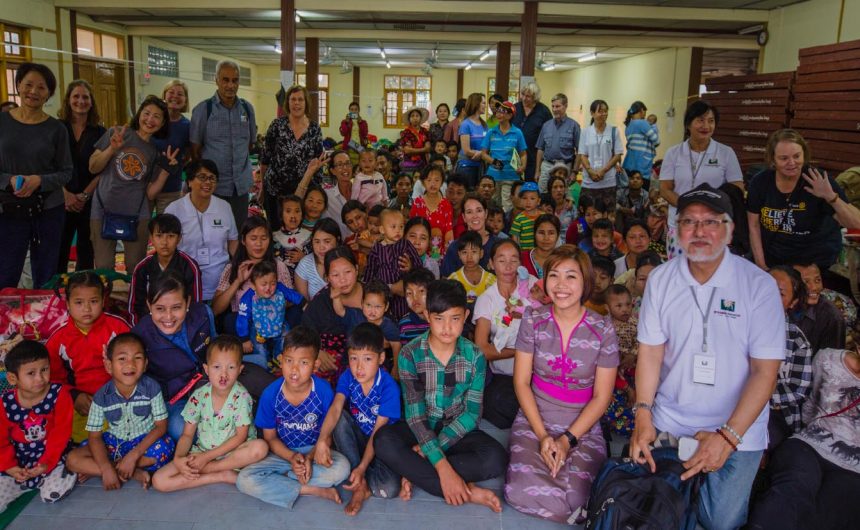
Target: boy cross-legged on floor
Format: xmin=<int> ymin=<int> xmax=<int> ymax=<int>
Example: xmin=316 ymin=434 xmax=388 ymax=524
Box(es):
xmin=66 ymin=333 xmax=175 ymax=489
xmin=315 ymin=323 xmax=402 ymax=515
xmin=236 ymin=326 xmax=350 ymax=508
xmin=152 ymin=335 xmax=269 ymax=491
xmin=374 ymin=280 xmax=509 ymax=512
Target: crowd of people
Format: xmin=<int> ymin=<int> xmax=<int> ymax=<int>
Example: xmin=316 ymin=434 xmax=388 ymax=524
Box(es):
xmin=0 ymin=58 xmax=859 ymax=529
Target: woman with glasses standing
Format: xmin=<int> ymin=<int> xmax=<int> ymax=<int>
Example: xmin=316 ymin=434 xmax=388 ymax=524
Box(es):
xmin=659 ymin=100 xmax=743 ymax=259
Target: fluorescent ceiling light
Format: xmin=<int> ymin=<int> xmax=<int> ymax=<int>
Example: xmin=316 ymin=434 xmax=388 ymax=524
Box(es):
xmin=380 ymin=48 xmax=386 ymax=59
xmin=465 ymin=62 xmax=472 ymax=71
xmin=479 ymin=50 xmax=490 ymax=61
xmin=578 ymin=53 xmax=597 ymax=63
xmin=543 ymin=63 xmax=556 ymax=71
xmin=385 ymin=60 xmax=391 ymax=69
xmin=274 ymin=44 xmax=282 ymax=54
xmin=295 ymin=13 xmax=301 ymax=23
xmin=78 ymin=47 xmax=92 ymax=52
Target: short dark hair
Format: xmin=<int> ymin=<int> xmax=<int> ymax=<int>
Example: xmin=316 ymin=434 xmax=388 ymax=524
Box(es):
xmin=605 ymin=284 xmax=631 ymax=298
xmin=635 ymin=250 xmax=663 ymax=270
xmin=323 ymin=245 xmax=358 ymax=277
xmin=446 ymin=173 xmax=467 ymax=188
xmin=426 ymin=279 xmax=468 ymax=314
xmin=304 ymin=185 xmax=329 ymax=212
xmin=186 ymin=159 xmax=220 ymax=181
xmin=341 ymin=200 xmax=367 ymax=224
xmin=478 ymin=174 xmax=495 ymax=186
xmin=456 ymin=230 xmax=483 ymax=252
xmin=578 ymin=194 xmax=596 ymax=212
xmin=282 ymin=325 xmax=321 ymax=358
xmin=15 ymin=63 xmax=58 ymax=98
xmin=623 ymin=219 xmax=650 ymax=239
xmin=394 ymin=173 xmax=413 ymax=186
xmin=347 ymin=322 xmax=384 ymax=354
xmin=590 ymin=255 xmax=616 ymax=278
xmin=510 ymin=181 xmax=523 ymax=196
xmin=280 ymin=194 xmax=303 ymax=211
xmin=65 ymin=271 xmax=105 ymax=300
xmin=130 ymin=94 xmax=169 ymax=139
xmin=434 ymin=138 xmax=447 ymax=147
xmin=312 ymin=218 xmax=343 ymax=248
xmin=148 ymin=213 xmax=182 ymax=236
xmin=591 ymin=218 xmax=614 ymax=234
xmin=420 ymin=164 xmax=445 ymax=183
xmin=368 ymin=204 xmax=386 ymax=218
xmin=487 ymin=204 xmax=504 ymax=218
xmin=403 ymin=268 xmax=435 ymax=291
xmin=363 ymin=279 xmax=390 ymax=302
xmin=147 ymin=268 xmax=189 ymax=304
xmin=489 ymin=238 xmax=520 ymax=259
xmin=428 ymin=154 xmax=447 ymax=167
xmin=106 ymin=332 xmax=147 ymax=361
xmin=447 ymin=141 xmax=459 ymax=149
xmin=6 ymin=340 xmax=49 ymax=375
xmin=206 ymin=335 xmax=243 ymax=363
xmin=405 ymin=216 xmax=431 ymax=238
xmin=684 ymin=100 xmax=720 ymax=133
xmin=250 ymin=260 xmax=278 ymax=283
xmin=771 ymin=265 xmax=808 ymax=312
xmin=534 ymin=213 xmax=561 ymax=235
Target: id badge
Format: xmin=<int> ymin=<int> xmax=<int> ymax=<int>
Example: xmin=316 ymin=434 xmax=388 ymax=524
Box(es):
xmin=693 ymin=355 xmax=716 ymax=385
xmin=196 ymin=247 xmax=211 ymax=265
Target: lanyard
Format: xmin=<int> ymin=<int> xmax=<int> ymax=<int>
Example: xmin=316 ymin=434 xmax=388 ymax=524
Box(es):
xmin=689 ymin=286 xmax=717 ymax=353
xmin=687 ymin=140 xmax=709 ymax=187
xmin=196 ymin=209 xmax=206 ymax=240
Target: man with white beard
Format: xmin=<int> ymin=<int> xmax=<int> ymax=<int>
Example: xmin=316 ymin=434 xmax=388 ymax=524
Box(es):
xmin=629 ymin=183 xmax=785 ymax=530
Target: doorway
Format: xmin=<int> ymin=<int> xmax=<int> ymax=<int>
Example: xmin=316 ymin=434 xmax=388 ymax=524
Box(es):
xmin=78 ymin=59 xmax=127 ymax=127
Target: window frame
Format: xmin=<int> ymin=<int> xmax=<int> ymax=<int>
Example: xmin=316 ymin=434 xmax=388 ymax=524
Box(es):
xmin=296 ymin=73 xmax=329 ymax=127
xmin=487 ymin=77 xmax=519 ymax=103
xmin=1 ymin=24 xmax=31 ymax=105
xmin=383 ymin=74 xmax=432 ymax=129
xmin=75 ymin=27 xmax=125 ymax=61
xmin=147 ymin=45 xmax=179 ymax=78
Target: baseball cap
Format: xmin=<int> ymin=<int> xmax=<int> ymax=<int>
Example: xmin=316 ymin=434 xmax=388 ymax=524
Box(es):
xmin=518 ymin=181 xmax=539 ymax=196
xmin=676 ymin=183 xmax=733 ymax=217
xmin=498 ymin=101 xmax=516 ymax=116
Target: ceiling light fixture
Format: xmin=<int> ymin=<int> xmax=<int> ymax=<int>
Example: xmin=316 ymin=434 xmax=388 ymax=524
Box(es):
xmin=385 ymin=60 xmax=391 ymax=69
xmin=295 ymin=12 xmax=300 ymax=23
xmin=578 ymin=53 xmax=597 ymax=63
xmin=274 ymin=44 xmax=282 ymax=54
xmin=380 ymin=47 xmax=387 ymax=60
xmin=479 ymin=50 xmax=490 ymax=61
xmin=543 ymin=63 xmax=556 ymax=71
xmin=465 ymin=62 xmax=473 ymax=71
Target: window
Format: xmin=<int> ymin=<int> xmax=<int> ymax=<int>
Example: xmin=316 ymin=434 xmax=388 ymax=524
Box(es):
xmin=1 ymin=24 xmax=30 ymax=105
xmin=240 ymin=66 xmax=252 ymax=86
xmin=296 ymin=73 xmax=329 ymax=127
xmin=383 ymin=75 xmax=431 ymax=128
xmin=148 ymin=46 xmax=178 ymax=77
xmin=76 ymin=28 xmax=124 ymax=60
xmin=488 ymin=77 xmax=519 ymax=102
xmin=202 ymin=57 xmax=217 ymax=80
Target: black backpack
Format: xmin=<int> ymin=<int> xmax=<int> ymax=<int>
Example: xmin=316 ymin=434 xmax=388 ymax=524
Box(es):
xmin=585 ymin=447 xmax=703 ymax=530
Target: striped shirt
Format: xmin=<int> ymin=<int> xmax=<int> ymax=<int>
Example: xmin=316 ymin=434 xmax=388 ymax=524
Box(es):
xmin=510 ymin=211 xmax=539 ymax=250
xmin=772 ymin=320 xmax=813 ymax=434
xmin=398 ymin=332 xmax=486 ymax=465
xmin=399 ymin=311 xmax=430 ymax=346
xmin=86 ymin=375 xmax=168 ymax=440
xmin=622 ymin=119 xmax=660 ymax=179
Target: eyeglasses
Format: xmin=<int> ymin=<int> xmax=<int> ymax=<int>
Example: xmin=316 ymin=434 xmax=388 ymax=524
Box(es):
xmin=194 ymin=175 xmax=217 ymax=183
xmin=677 ymin=218 xmax=730 ymax=231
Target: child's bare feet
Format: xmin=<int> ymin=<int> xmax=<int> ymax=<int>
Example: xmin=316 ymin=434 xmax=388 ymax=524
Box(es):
xmin=300 ymin=485 xmax=342 ymax=504
xmin=76 ymin=473 xmax=90 ymax=484
xmin=344 ymin=479 xmax=371 ymax=516
xmin=217 ymin=469 xmax=239 ymax=485
xmin=468 ymin=485 xmax=502 ymax=513
xmin=132 ymin=469 xmax=151 ymax=490
xmin=399 ymin=477 xmax=412 ymax=501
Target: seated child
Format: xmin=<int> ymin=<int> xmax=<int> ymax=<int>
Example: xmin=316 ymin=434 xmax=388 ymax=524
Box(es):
xmin=315 ymin=323 xmax=402 ymax=515
xmin=616 ymin=170 xmax=649 ymax=229
xmin=539 ymin=193 xmax=555 ymax=215
xmin=374 ymin=280 xmax=508 ymax=512
xmin=405 ymin=217 xmax=441 ymax=279
xmin=352 ymin=150 xmax=388 ymax=208
xmin=236 ymin=260 xmax=304 ymax=370
xmin=509 ymin=182 xmax=541 ymax=251
xmin=448 ymin=231 xmax=497 ymax=308
xmin=273 ymin=195 xmax=312 ymax=284
xmin=398 ymin=268 xmax=435 ymax=346
xmin=48 ymin=272 xmax=130 ymax=443
xmin=603 ymin=284 xmax=637 ymax=437
xmin=486 ymin=205 xmax=508 ymax=239
xmin=565 ymin=194 xmax=595 ymax=247
xmin=332 ymin=280 xmax=402 ymax=376
xmin=446 ymin=141 xmax=459 ymax=168
xmin=585 ymin=256 xmax=615 ymax=316
xmin=236 ymin=326 xmax=350 ymax=508
xmin=66 ymin=333 xmax=175 ymax=489
xmin=432 ymin=139 xmax=453 ymax=173
xmin=129 ymin=214 xmax=202 ymax=325
xmin=363 ymin=208 xmax=422 ymax=321
xmin=341 ymin=200 xmax=371 ymax=272
xmin=588 ymin=218 xmax=623 ymax=261
xmin=503 ymin=181 xmax=524 ymax=233
xmin=366 ymin=204 xmax=385 ymax=245
xmin=0 ymin=341 xmax=76 ymax=511
xmin=152 ymin=336 xmax=269 ymax=491
xmin=388 ymin=173 xmax=413 ymax=216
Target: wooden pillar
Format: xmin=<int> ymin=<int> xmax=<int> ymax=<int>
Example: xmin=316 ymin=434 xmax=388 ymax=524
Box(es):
xmin=456 ymin=68 xmax=464 ymax=100
xmin=688 ymin=47 xmax=704 ymax=100
xmin=127 ymin=36 xmax=136 ymax=107
xmin=280 ymin=0 xmax=296 ymax=87
xmin=496 ymin=41 xmax=511 ymax=99
xmin=70 ymin=10 xmax=79 ymax=79
xmin=519 ymin=1 xmax=538 ymax=80
xmin=353 ymin=66 xmax=360 ymax=103
xmin=306 ymin=37 xmax=319 ymax=121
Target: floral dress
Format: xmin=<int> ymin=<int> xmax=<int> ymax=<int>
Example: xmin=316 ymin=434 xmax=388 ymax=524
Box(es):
xmin=182 ymin=382 xmax=255 ymax=453
xmin=410 ymin=196 xmax=453 ymax=257
xmin=505 ymin=305 xmax=619 ymax=524
xmin=399 ymin=126 xmax=428 ymax=171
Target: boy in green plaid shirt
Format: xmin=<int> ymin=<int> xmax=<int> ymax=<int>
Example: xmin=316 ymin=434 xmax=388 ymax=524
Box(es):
xmin=375 ymin=280 xmax=508 ymax=512
xmin=67 ymin=333 xmax=175 ymax=489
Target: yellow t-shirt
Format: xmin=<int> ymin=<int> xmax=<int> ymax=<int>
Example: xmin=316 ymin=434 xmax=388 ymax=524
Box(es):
xmin=449 ymin=268 xmax=497 ymax=305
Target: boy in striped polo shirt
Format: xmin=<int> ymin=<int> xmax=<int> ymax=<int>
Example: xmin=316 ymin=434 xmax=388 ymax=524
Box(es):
xmin=509 ymin=182 xmax=541 ymax=251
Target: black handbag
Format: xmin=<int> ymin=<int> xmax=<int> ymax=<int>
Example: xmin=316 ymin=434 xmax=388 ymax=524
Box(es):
xmin=97 ymin=188 xmax=145 ymax=241
xmin=0 ymin=189 xmax=43 ymax=219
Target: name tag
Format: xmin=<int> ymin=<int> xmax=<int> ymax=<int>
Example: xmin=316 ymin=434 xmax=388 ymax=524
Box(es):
xmin=693 ymin=355 xmax=716 ymax=385
xmin=196 ymin=247 xmax=211 ymax=265
xmin=240 ymin=113 xmax=248 ymax=123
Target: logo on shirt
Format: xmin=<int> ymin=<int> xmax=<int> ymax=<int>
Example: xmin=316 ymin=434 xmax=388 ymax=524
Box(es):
xmin=304 ymin=413 xmax=318 ymax=425
xmin=114 ymin=149 xmax=147 ymax=181
xmin=714 ymin=299 xmax=741 ymax=319
xmin=214 ymin=219 xmax=222 ymax=226
xmin=720 ymin=299 xmax=735 ymax=312
xmin=371 ymin=405 xmax=379 ymax=415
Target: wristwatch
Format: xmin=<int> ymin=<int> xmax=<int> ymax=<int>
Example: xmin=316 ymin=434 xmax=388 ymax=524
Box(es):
xmin=562 ymin=430 xmax=578 ymax=448
xmin=79 ymin=191 xmax=90 ymax=201
xmin=632 ymin=402 xmax=653 ymax=414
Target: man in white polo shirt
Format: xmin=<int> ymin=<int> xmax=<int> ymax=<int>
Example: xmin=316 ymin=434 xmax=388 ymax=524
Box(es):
xmin=630 ymin=183 xmax=784 ymax=530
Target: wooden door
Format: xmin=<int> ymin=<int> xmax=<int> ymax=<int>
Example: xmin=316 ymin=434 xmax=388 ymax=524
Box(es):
xmin=78 ymin=59 xmax=127 ymax=127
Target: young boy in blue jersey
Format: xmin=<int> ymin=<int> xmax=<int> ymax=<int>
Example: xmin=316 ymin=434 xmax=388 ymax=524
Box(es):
xmin=236 ymin=326 xmax=350 ymax=508
xmin=315 ymin=323 xmax=402 ymax=516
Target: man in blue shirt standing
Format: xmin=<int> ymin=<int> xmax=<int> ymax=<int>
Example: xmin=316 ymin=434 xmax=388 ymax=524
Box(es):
xmin=534 ymin=93 xmax=581 ymax=194
xmin=481 ymin=101 xmax=527 ymax=213
xmin=190 ymin=60 xmax=257 ymax=229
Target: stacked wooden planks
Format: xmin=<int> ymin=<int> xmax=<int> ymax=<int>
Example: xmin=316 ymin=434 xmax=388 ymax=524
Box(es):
xmin=703 ymin=72 xmax=795 ymax=170
xmin=790 ymin=39 xmax=860 ymax=173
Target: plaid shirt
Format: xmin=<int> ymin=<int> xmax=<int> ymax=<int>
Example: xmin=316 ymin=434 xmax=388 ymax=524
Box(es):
xmin=398 ymin=332 xmax=486 ymax=465
xmin=772 ymin=320 xmax=813 ymax=434
xmin=86 ymin=375 xmax=168 ymax=440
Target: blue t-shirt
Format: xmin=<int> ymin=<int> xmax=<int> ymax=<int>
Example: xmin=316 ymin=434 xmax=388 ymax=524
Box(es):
xmin=335 ymin=369 xmax=401 ymax=436
xmin=152 ymin=116 xmax=191 ymax=193
xmin=255 ymin=375 xmax=334 ymax=449
xmin=622 ymin=119 xmax=659 ymax=179
xmin=481 ymin=125 xmax=527 ymax=182
xmin=457 ymin=119 xmax=488 ymax=168
xmin=341 ymin=308 xmax=400 ymax=342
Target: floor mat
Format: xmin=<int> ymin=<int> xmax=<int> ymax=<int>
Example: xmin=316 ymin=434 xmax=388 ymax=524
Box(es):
xmin=0 ymin=490 xmax=37 ymax=530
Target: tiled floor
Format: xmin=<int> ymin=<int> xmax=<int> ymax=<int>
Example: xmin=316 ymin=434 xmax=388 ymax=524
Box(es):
xmin=10 ymin=423 xmax=588 ymax=530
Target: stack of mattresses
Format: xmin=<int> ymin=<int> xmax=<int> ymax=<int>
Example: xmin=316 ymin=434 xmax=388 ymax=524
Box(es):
xmin=791 ymin=39 xmax=860 ymax=173
xmin=703 ymin=72 xmax=794 ymax=170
